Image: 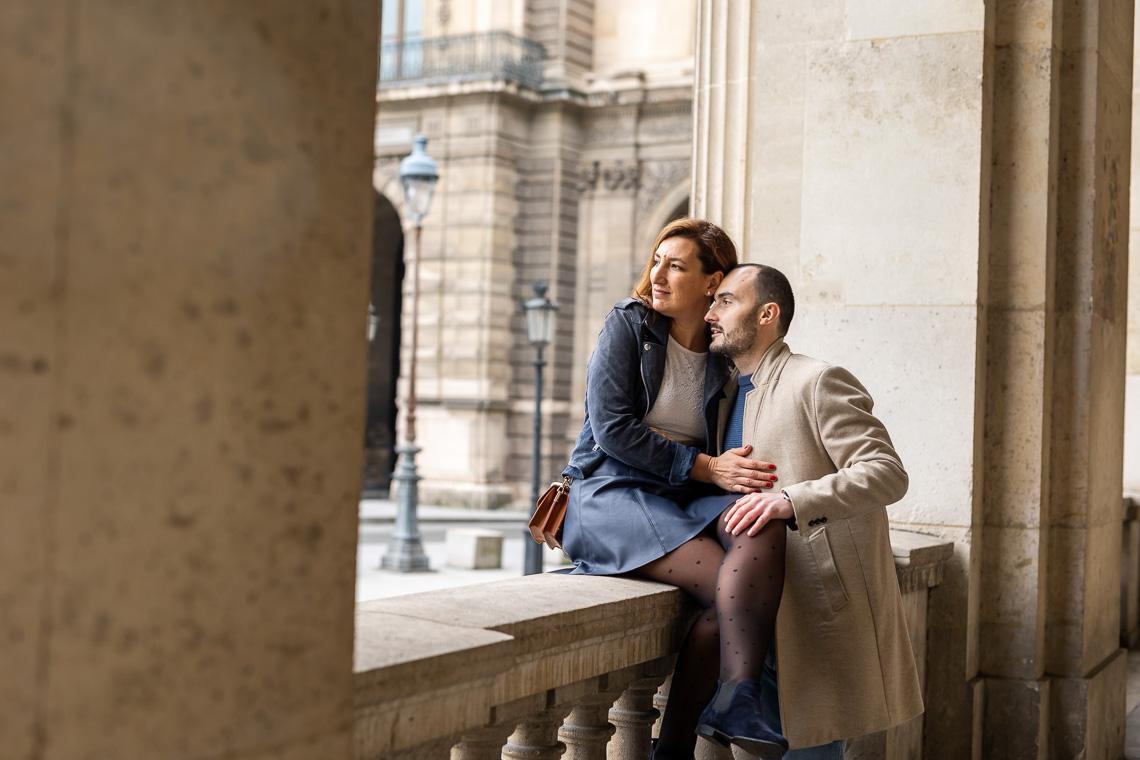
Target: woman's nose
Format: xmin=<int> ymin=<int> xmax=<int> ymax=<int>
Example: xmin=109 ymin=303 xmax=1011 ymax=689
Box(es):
xmin=650 ymin=263 xmax=665 ymax=282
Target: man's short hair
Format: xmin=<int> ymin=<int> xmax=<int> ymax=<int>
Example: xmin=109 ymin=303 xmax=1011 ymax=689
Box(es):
xmin=735 ymin=263 xmax=795 ymax=336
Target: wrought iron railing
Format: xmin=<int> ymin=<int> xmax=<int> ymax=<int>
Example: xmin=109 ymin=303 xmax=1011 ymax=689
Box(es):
xmin=379 ymin=31 xmax=546 ymax=90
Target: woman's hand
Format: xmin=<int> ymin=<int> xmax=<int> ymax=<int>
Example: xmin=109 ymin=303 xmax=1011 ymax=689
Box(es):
xmin=723 ymin=491 xmax=794 ymax=536
xmin=693 ymin=446 xmax=778 ymax=494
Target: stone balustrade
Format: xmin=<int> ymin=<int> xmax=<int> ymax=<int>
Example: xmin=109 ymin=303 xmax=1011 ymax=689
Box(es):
xmin=354 ymin=530 xmax=954 ymax=760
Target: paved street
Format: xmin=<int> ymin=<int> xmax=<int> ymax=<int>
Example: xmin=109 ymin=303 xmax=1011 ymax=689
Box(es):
xmin=356 ymin=498 xmax=571 ymax=601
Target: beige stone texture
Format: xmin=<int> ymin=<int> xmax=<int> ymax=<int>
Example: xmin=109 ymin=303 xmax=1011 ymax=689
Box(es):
xmin=0 ymin=2 xmax=377 ymax=759
xmin=1049 ymin=648 xmax=1128 ymax=760
xmin=982 ymin=677 xmax=1051 ymax=759
xmin=800 ymin=34 xmax=988 ymax=308
xmin=978 ymin=526 xmax=1048 ymax=678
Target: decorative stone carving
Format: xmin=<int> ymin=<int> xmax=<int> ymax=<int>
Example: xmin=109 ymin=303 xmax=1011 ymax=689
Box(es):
xmin=636 ymin=159 xmax=689 ymax=218
xmin=577 ymin=160 xmax=641 ymax=193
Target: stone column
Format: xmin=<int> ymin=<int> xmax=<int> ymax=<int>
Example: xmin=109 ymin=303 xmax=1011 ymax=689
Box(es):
xmin=607 ymin=677 xmax=662 ymax=760
xmin=0 ymin=1 xmax=378 ymax=758
xmin=692 ymin=0 xmax=1133 ymax=757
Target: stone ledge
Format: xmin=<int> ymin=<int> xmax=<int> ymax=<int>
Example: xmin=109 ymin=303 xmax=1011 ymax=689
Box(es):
xmin=890 ymin=529 xmax=956 ymax=592
xmin=355 ymin=532 xmax=954 ymax=756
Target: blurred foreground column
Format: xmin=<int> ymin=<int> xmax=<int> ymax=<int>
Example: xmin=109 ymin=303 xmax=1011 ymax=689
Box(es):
xmin=0 ymin=2 xmax=378 ymax=758
xmin=693 ymin=1 xmax=1132 ymax=758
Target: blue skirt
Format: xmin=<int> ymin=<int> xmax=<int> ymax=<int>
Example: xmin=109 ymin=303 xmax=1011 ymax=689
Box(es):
xmin=562 ymin=456 xmax=738 ymax=575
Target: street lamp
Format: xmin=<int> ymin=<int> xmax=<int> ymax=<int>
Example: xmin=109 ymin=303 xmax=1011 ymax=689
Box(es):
xmin=522 ymin=281 xmax=558 ymax=576
xmin=381 ymin=134 xmax=439 ymax=573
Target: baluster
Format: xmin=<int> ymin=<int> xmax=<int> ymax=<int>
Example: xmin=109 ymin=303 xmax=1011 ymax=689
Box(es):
xmin=451 ymin=725 xmax=513 ymax=760
xmin=559 ymin=693 xmax=618 ymax=760
xmin=652 ymin=675 xmax=672 ymax=741
xmin=503 ymin=706 xmax=572 ymax=760
xmin=607 ymin=677 xmax=664 ymax=760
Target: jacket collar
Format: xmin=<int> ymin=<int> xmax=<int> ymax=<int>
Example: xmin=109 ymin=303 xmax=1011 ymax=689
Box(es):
xmin=639 ymin=307 xmax=672 ymax=346
xmin=741 ymin=338 xmax=791 ymax=387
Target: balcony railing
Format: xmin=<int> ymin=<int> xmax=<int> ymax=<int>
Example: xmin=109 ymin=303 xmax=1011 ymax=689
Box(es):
xmin=379 ymin=32 xmax=546 ymax=90
xmin=354 ymin=530 xmax=954 ymax=759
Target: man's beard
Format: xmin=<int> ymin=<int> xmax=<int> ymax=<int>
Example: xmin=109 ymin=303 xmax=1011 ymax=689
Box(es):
xmin=710 ymin=307 xmax=760 ymax=359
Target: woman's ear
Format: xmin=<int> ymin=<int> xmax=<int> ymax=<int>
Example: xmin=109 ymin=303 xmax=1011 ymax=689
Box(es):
xmin=707 ymin=271 xmax=724 ymax=293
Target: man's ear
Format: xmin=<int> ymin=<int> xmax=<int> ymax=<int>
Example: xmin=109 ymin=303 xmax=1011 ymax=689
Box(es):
xmin=759 ymin=302 xmax=781 ymax=327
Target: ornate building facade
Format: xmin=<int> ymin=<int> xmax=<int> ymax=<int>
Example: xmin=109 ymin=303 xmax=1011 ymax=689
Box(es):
xmin=367 ymin=0 xmax=700 ymax=505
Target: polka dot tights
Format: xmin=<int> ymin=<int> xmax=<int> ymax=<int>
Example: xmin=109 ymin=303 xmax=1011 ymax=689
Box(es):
xmin=629 ymin=513 xmax=786 ymax=756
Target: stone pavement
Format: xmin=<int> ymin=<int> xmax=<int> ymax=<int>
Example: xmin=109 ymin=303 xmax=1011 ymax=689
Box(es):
xmin=357 ymin=498 xmax=571 ymax=601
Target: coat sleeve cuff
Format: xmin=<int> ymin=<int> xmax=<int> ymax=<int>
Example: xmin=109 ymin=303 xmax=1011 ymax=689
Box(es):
xmin=668 ymin=444 xmax=699 ymax=486
xmin=782 ymin=483 xmax=822 ymax=531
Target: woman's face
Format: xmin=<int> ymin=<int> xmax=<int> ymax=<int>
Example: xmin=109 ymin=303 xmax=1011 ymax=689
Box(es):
xmin=649 ymin=236 xmax=719 ymax=319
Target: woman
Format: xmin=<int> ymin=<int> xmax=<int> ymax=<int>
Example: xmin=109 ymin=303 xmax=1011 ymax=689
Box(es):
xmin=561 ymin=218 xmax=788 ymax=759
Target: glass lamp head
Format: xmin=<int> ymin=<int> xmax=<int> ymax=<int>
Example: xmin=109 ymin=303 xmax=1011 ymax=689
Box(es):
xmin=524 ymin=281 xmax=558 ymax=348
xmin=399 ymin=134 xmax=439 ymax=225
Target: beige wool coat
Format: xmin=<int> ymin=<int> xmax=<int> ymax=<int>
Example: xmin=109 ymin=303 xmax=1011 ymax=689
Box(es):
xmin=716 ymin=339 xmax=923 ymax=748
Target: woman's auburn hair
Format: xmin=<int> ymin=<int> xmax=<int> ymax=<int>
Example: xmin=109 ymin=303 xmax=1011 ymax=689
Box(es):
xmin=631 ymin=217 xmax=739 ymax=304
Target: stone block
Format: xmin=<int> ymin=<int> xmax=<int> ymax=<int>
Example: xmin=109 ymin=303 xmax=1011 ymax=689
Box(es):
xmin=446 ymin=528 xmax=505 ymax=570
xmin=1050 ymin=648 xmax=1127 ymax=760
xmin=979 ymin=525 xmax=1047 ymax=678
xmin=982 ymin=676 xmax=1050 ymax=759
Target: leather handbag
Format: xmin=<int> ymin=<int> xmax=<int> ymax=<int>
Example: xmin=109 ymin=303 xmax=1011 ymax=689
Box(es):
xmin=528 ymin=475 xmax=572 ymax=550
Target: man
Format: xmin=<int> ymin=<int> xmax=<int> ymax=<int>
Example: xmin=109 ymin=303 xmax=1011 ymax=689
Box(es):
xmin=702 ymin=263 xmax=923 ymax=757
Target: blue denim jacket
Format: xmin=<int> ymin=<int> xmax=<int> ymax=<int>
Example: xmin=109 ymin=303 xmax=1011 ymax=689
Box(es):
xmin=563 ymin=298 xmax=732 ymax=485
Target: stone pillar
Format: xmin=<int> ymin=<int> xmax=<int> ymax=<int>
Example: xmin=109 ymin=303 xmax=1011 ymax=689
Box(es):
xmin=1127 ymin=0 xmax=1140 ymax=504
xmin=607 ymin=677 xmax=662 ymax=760
xmin=503 ymin=707 xmax=572 ymax=760
xmin=559 ymin=694 xmax=617 ymax=760
xmin=692 ymin=1 xmax=1133 ymax=757
xmin=0 ymin=1 xmax=377 ymax=758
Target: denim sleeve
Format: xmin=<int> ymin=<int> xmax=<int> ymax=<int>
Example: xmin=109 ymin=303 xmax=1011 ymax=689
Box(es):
xmin=585 ymin=308 xmax=698 ymax=485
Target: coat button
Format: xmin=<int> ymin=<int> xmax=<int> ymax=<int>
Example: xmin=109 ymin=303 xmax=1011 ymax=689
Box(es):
xmin=643 ymin=342 xmax=651 ymax=351
xmin=821 ymin=517 xmax=828 ymax=523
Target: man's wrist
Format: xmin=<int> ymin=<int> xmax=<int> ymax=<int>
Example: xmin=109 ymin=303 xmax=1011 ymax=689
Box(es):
xmin=781 ymin=489 xmax=799 ymax=531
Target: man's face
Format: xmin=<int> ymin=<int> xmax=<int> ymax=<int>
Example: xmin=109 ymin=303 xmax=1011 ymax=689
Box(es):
xmin=706 ymin=268 xmax=761 ymax=358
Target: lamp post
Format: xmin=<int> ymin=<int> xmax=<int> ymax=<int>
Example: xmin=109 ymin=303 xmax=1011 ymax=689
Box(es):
xmin=522 ymin=281 xmax=558 ymax=575
xmin=381 ymin=134 xmax=439 ymax=572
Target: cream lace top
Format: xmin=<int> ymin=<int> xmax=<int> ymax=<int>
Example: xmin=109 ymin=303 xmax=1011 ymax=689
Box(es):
xmin=643 ymin=335 xmax=707 ymax=447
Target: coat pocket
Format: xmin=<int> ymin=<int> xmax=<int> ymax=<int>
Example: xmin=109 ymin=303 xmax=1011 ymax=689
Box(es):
xmin=807 ymin=527 xmax=850 ymax=614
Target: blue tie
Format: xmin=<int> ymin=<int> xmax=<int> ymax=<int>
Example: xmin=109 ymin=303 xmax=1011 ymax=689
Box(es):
xmin=721 ymin=374 xmax=754 ymax=452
